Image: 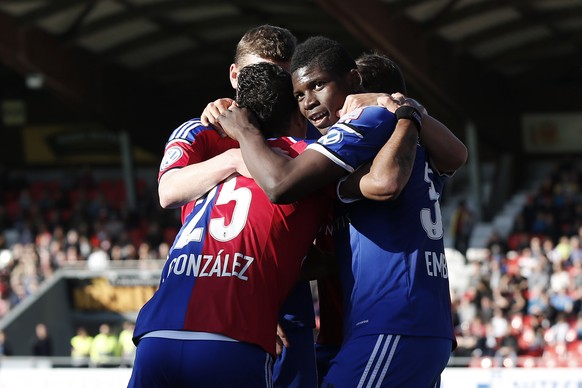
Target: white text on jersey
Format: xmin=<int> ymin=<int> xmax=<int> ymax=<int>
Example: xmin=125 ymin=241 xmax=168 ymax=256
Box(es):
xmin=165 ymin=250 xmax=254 ymax=281
xmin=424 ymin=251 xmax=448 ymax=278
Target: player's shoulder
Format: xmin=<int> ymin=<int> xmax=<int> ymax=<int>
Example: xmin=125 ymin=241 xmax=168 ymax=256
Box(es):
xmin=166 ymin=118 xmax=216 ymax=145
xmin=324 ymin=106 xmax=396 ymax=140
xmin=339 ymin=106 xmax=394 ymax=126
xmin=267 ymin=136 xmax=308 ymax=155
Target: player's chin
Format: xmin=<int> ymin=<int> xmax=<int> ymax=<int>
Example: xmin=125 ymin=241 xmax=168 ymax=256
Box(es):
xmin=311 ymin=116 xmax=333 ymax=132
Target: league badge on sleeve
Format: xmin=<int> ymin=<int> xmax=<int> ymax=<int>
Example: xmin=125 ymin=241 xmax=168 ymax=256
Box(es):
xmin=160 ymin=146 xmax=184 ymax=171
xmin=318 ymin=129 xmax=344 ymax=146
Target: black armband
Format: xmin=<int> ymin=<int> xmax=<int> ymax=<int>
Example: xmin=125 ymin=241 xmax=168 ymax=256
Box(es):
xmin=395 ymin=105 xmax=422 ymax=133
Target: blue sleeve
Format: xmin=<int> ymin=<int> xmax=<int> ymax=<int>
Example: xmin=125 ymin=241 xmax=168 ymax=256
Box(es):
xmin=306 ymin=106 xmax=397 ymax=172
xmin=166 ymin=118 xmax=209 ymax=145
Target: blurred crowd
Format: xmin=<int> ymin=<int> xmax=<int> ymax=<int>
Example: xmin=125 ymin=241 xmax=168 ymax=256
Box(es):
xmin=0 ymin=167 xmax=177 ymax=320
xmin=0 ymin=158 xmax=581 ymax=367
xmin=451 ymin=158 xmax=582 ymax=367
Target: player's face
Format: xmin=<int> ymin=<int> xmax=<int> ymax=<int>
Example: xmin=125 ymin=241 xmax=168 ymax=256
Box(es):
xmin=292 ymin=64 xmax=353 ymax=135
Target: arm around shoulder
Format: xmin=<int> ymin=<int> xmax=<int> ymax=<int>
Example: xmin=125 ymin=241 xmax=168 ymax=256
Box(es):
xmin=420 ymin=115 xmax=468 ymax=174
xmin=158 ymin=148 xmax=245 ymax=208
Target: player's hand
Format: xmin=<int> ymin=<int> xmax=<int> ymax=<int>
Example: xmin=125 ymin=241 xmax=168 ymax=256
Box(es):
xmin=337 ymin=93 xmax=388 ymax=117
xmin=386 ymin=93 xmax=428 ymax=115
xmin=376 ymin=94 xmax=402 ymax=114
xmin=201 ymin=98 xmax=235 ymax=136
xmin=401 ymin=96 xmax=428 ymax=115
xmin=275 ymin=324 xmax=290 ymax=356
xmin=216 ymin=102 xmax=260 ymax=141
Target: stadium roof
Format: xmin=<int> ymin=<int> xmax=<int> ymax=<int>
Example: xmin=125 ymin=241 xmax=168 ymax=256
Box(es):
xmin=0 ymin=0 xmax=581 ymax=159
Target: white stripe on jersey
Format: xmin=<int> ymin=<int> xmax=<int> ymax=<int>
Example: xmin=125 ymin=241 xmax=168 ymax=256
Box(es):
xmin=357 ymin=334 xmax=400 ymax=388
xmin=306 ymin=143 xmax=355 ymax=173
xmin=171 ymin=120 xmax=205 ymax=141
xmin=334 ymin=122 xmax=365 ymax=137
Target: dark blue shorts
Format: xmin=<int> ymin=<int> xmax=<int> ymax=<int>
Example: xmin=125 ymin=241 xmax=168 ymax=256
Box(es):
xmin=128 ymin=336 xmax=273 ymax=388
xmin=323 ymin=334 xmax=452 ymax=388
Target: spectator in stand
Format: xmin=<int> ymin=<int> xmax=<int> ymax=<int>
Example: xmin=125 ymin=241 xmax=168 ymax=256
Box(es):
xmin=71 ymin=326 xmax=93 ymax=366
xmin=157 ymin=242 xmax=169 ymax=261
xmin=543 ymin=238 xmax=561 ymax=264
xmin=555 ymin=235 xmax=573 ymax=262
xmin=527 ymin=256 xmax=551 ymax=291
xmin=450 ymin=199 xmax=475 ymax=258
xmin=570 ymin=235 xmax=582 ymax=264
xmin=550 ymin=260 xmax=571 ymax=294
xmin=0 ymin=330 xmax=13 ymax=356
xmin=9 ymin=282 xmax=28 ymax=308
xmin=117 ymin=321 xmax=136 ymax=367
xmin=550 ymin=287 xmax=574 ymax=314
xmin=31 ymin=322 xmax=53 ymax=356
xmin=137 ymin=242 xmax=156 ymax=261
xmin=546 ymin=312 xmax=571 ymax=345
xmin=527 ymin=287 xmax=551 ymax=317
xmin=90 ymin=323 xmax=118 ymax=367
xmin=109 ymin=243 xmax=124 ymax=262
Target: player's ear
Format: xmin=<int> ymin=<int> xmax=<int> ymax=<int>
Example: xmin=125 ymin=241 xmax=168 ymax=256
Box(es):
xmin=229 ymin=63 xmax=239 ymax=89
xmin=347 ymin=69 xmax=363 ymax=92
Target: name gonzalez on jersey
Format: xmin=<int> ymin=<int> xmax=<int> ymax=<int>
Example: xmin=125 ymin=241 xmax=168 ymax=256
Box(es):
xmin=163 ymin=249 xmax=254 ymax=282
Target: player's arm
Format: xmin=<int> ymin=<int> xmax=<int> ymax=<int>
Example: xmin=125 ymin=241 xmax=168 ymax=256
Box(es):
xmin=379 ymin=94 xmax=467 ymax=173
xmin=217 ymin=104 xmax=346 ymax=204
xmin=338 ymin=115 xmax=418 ymax=201
xmin=341 ymin=93 xmax=467 ymax=173
xmin=158 ymin=148 xmax=248 ymax=208
xmin=418 ymin=114 xmax=467 ymax=173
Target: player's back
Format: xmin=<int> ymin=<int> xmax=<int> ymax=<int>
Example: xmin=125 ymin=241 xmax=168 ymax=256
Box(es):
xmin=135 ymin=137 xmax=333 ymax=356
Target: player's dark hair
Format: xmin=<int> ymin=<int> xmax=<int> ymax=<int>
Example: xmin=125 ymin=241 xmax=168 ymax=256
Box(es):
xmin=356 ymin=51 xmax=407 ymax=94
xmin=235 ymin=24 xmax=297 ymax=65
xmin=236 ymin=62 xmax=296 ymax=137
xmin=290 ymin=36 xmax=357 ymax=76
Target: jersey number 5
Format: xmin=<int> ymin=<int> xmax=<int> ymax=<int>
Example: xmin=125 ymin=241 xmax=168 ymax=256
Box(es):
xmin=420 ymin=162 xmax=444 ymax=240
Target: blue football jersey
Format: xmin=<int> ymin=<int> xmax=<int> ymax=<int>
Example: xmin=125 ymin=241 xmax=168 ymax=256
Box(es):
xmin=308 ymin=106 xmax=455 ymax=343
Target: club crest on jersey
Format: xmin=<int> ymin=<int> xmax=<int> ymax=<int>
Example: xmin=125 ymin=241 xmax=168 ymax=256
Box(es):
xmin=160 ymin=146 xmax=183 ymax=171
xmin=318 ymin=129 xmax=343 ymax=146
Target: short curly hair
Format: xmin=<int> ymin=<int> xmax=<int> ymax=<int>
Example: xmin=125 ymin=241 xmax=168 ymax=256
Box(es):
xmin=236 ymin=62 xmax=296 ymax=137
xmin=290 ymin=36 xmax=357 ymax=76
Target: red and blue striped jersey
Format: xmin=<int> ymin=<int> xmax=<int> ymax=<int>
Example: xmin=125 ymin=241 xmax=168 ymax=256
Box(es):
xmin=158 ymin=118 xmax=239 ymax=223
xmin=138 ymin=133 xmax=332 ymax=356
